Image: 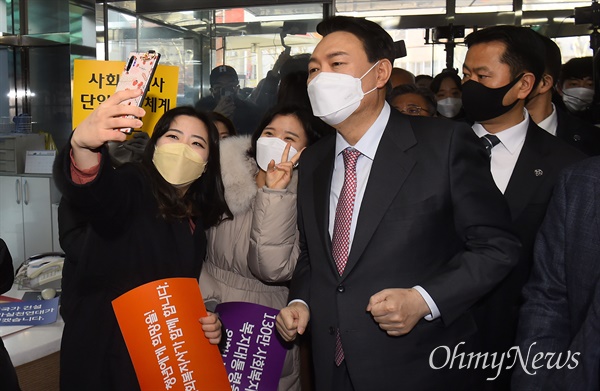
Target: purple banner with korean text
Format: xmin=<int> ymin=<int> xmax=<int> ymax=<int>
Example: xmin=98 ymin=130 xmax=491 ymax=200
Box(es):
xmin=0 ymin=297 xmax=59 ymax=326
xmin=216 ymin=302 xmax=288 ymax=391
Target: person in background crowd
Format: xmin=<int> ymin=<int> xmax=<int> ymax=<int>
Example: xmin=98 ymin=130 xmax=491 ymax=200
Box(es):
xmin=54 ymin=92 xmax=229 ymax=391
xmin=195 ymin=65 xmax=262 ymax=135
xmin=387 ymin=83 xmax=437 ymax=117
xmin=209 ymin=111 xmax=237 ymax=139
xmin=555 ymin=57 xmax=596 ymax=123
xmin=389 ymin=67 xmax=415 ymax=88
xmin=0 ymin=239 xmax=21 ymax=391
xmin=430 ymin=71 xmax=465 ymax=120
xmin=415 ymin=74 xmax=434 ymax=89
xmin=276 ymin=16 xmax=520 ymax=391
xmin=106 ymin=131 xmax=150 ymax=167
xmin=199 ymin=105 xmax=325 ymax=391
xmin=512 ymin=157 xmax=600 ymax=391
xmin=250 ymin=53 xmax=312 ymax=116
xmin=526 ymin=34 xmax=600 ymax=155
xmin=462 ymin=25 xmax=586 ymax=390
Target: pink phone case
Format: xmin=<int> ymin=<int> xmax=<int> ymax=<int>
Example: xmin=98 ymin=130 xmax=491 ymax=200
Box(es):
xmin=114 ymin=50 xmax=161 ymax=133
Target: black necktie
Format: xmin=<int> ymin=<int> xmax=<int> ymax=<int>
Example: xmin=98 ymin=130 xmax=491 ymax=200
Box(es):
xmin=481 ymin=134 xmax=501 ymax=158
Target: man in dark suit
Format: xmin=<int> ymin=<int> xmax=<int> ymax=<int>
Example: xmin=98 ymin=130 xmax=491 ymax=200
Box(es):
xmin=275 ymin=16 xmax=521 ymax=391
xmin=461 ymin=26 xmax=587 ymax=390
xmin=526 ymin=33 xmax=600 ymax=156
xmin=512 ymin=157 xmax=600 ymax=391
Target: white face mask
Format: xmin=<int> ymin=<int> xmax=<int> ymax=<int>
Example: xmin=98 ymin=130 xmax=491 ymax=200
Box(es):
xmin=255 ymin=137 xmax=298 ymax=172
xmin=436 ymin=97 xmax=462 ymax=118
xmin=152 ymin=143 xmax=207 ymax=187
xmin=562 ymin=87 xmax=594 ymax=112
xmin=307 ymin=61 xmax=380 ymax=126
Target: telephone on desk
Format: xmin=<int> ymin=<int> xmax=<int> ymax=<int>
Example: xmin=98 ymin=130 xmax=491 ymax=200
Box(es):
xmin=15 ymin=252 xmax=65 ymax=290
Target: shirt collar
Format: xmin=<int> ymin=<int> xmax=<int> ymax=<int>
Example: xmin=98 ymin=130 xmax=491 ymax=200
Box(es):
xmin=335 ymin=102 xmax=391 ymax=160
xmin=534 ymin=103 xmax=558 ymax=136
xmin=472 ymin=109 xmax=529 ymax=155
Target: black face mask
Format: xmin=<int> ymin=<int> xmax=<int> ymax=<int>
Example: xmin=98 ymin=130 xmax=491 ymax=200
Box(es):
xmin=462 ymin=74 xmax=524 ymax=122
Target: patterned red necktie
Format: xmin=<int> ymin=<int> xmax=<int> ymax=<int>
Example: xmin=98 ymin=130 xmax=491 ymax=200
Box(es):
xmin=332 ymin=147 xmax=361 ymax=366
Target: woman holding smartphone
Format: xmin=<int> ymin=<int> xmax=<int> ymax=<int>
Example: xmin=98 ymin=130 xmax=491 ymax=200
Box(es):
xmin=53 ymin=89 xmax=230 ymax=391
xmin=199 ymin=105 xmax=326 ymax=391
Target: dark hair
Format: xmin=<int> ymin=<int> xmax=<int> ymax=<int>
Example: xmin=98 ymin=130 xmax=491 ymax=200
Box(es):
xmin=280 ymin=54 xmax=311 ymax=79
xmin=277 ymin=70 xmax=311 ymax=109
xmin=430 ymin=71 xmax=462 ymax=94
xmin=140 ymin=106 xmax=231 ymax=227
xmin=208 ymin=111 xmax=237 ymax=137
xmin=536 ymin=33 xmax=562 ymax=85
xmin=316 ymin=16 xmax=395 ymax=64
xmin=465 ymin=25 xmax=545 ymax=89
xmin=387 ymin=84 xmax=437 ymax=115
xmin=415 ymin=74 xmax=433 ymax=83
xmin=248 ymin=105 xmax=326 ymax=159
xmin=559 ymin=57 xmax=593 ymax=85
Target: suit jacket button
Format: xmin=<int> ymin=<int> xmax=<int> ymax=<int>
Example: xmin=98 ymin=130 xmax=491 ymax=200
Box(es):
xmin=329 ymin=327 xmax=335 ymax=335
xmin=337 ymin=285 xmax=345 ymax=293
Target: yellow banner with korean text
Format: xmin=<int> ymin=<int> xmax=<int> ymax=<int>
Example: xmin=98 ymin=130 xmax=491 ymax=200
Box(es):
xmin=112 ymin=277 xmax=231 ymax=391
xmin=72 ymin=59 xmax=179 ymax=135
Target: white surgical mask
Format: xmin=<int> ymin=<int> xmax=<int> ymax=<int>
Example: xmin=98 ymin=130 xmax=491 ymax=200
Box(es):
xmin=255 ymin=137 xmax=298 ymax=172
xmin=436 ymin=97 xmax=462 ymax=118
xmin=562 ymin=87 xmax=594 ymax=112
xmin=307 ymin=61 xmax=379 ymax=126
xmin=152 ymin=143 xmax=207 ymax=186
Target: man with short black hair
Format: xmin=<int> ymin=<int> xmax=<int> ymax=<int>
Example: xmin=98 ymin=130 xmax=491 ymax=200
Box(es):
xmin=276 ymin=16 xmax=520 ymax=391
xmin=462 ymin=25 xmax=586 ymax=390
xmin=556 ymin=57 xmax=596 ymax=122
xmin=195 ymin=65 xmax=261 ymax=135
xmin=526 ymin=34 xmax=600 ymax=155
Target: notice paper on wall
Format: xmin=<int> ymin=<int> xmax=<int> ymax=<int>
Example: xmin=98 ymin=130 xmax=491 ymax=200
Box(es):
xmin=25 ymin=150 xmax=56 ymax=174
xmin=112 ymin=277 xmax=230 ymax=391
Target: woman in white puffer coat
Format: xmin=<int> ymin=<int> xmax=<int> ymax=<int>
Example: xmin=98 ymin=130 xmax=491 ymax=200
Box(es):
xmin=200 ymin=105 xmax=325 ymax=391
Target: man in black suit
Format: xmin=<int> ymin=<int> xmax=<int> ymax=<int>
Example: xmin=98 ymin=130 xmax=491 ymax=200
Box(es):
xmin=275 ymin=16 xmax=520 ymax=391
xmin=526 ymin=34 xmax=600 ymax=156
xmin=512 ymin=157 xmax=600 ymax=391
xmin=461 ymin=26 xmax=586 ymax=390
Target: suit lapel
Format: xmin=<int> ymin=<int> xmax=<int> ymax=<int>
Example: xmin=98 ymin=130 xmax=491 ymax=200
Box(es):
xmin=503 ymin=122 xmax=547 ymax=221
xmin=342 ymin=113 xmax=417 ymax=278
xmin=311 ymin=137 xmax=337 ymax=273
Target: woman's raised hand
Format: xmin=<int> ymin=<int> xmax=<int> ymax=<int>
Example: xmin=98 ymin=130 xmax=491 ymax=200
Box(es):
xmin=71 ymin=89 xmax=146 ymax=169
xmin=265 ymin=143 xmax=305 ymax=190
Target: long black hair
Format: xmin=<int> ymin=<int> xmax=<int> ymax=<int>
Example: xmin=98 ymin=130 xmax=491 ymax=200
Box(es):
xmin=140 ymin=106 xmax=232 ymax=227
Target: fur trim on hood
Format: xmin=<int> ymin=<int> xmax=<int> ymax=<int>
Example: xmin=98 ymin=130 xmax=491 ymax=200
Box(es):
xmin=219 ymin=136 xmax=258 ymax=215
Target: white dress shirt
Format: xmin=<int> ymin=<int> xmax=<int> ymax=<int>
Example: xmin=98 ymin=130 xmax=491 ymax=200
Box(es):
xmin=535 ymin=103 xmax=558 ymax=136
xmin=328 ymin=102 xmax=440 ymax=320
xmin=472 ymin=110 xmax=529 ymax=194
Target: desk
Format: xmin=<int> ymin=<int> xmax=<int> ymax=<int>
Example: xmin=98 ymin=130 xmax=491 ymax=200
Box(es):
xmin=2 ymin=285 xmax=63 ymax=391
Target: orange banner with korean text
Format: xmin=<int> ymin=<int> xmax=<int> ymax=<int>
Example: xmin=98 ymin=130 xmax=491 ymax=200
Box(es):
xmin=72 ymin=59 xmax=179 ymax=135
xmin=112 ymin=278 xmax=231 ymax=391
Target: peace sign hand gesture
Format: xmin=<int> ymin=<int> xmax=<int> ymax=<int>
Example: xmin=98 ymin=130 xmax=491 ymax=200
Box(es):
xmin=265 ymin=142 xmax=305 ymax=190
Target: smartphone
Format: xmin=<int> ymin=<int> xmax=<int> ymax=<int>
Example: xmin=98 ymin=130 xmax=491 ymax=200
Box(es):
xmin=114 ymin=50 xmax=161 ymax=133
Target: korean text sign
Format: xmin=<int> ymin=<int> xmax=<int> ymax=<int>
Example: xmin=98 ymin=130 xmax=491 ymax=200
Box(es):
xmin=112 ymin=278 xmax=230 ymax=391
xmin=72 ymin=59 xmax=179 ymax=135
xmin=0 ymin=297 xmax=59 ymax=326
xmin=216 ymin=302 xmax=288 ymax=391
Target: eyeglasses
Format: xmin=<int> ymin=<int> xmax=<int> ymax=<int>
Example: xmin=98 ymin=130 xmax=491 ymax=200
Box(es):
xmin=396 ymin=105 xmax=429 ymax=116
